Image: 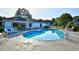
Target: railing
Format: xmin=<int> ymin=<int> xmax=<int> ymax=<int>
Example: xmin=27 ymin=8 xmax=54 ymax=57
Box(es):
xmin=63 ymin=30 xmax=79 ymax=44
xmin=64 ymin=33 xmax=69 ymax=40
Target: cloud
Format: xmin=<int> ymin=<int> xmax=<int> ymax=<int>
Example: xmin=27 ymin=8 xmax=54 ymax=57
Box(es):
xmin=0 ymin=8 xmax=17 ymax=17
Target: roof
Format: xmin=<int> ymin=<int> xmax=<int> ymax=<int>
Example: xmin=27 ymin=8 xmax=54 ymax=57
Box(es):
xmin=32 ymin=19 xmax=51 ymax=23
xmin=5 ymin=17 xmax=26 ymax=21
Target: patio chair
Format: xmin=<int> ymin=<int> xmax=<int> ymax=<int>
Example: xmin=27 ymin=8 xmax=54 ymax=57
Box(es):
xmin=4 ymin=28 xmax=18 ymax=34
xmin=4 ymin=28 xmax=12 ymax=34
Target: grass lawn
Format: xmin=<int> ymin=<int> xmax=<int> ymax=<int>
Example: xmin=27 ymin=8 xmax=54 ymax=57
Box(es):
xmin=50 ymin=26 xmax=64 ymax=29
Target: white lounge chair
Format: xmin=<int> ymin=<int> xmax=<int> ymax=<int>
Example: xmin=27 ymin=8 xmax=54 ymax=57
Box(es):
xmin=4 ymin=28 xmax=18 ymax=34
xmin=4 ymin=28 xmax=12 ymax=34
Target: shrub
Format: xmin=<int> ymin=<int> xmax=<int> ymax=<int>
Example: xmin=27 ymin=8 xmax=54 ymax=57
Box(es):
xmin=44 ymin=26 xmax=49 ymax=28
xmin=0 ymin=22 xmax=3 ymax=32
xmin=0 ymin=26 xmax=3 ymax=32
xmin=2 ymin=32 xmax=7 ymax=37
xmin=0 ymin=29 xmax=4 ymax=32
xmin=53 ymin=22 xmax=58 ymax=26
xmin=66 ymin=22 xmax=74 ymax=28
xmin=73 ymin=25 xmax=79 ymax=31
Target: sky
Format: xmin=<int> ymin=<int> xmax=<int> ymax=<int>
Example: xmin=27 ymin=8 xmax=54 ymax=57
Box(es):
xmin=0 ymin=8 xmax=79 ymax=20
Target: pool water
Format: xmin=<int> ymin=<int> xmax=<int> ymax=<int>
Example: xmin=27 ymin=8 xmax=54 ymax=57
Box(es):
xmin=23 ymin=29 xmax=64 ymax=40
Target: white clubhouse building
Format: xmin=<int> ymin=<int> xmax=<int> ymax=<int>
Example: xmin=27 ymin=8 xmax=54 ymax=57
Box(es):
xmin=3 ymin=8 xmax=49 ymax=31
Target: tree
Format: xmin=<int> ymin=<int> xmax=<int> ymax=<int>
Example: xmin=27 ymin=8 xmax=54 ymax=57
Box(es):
xmin=66 ymin=22 xmax=74 ymax=28
xmin=15 ymin=8 xmax=32 ymax=18
xmin=59 ymin=13 xmax=73 ymax=27
xmin=38 ymin=19 xmax=43 ymax=22
xmin=32 ymin=19 xmax=37 ymax=21
xmin=0 ymin=16 xmax=5 ymax=31
xmin=0 ymin=16 xmax=3 ymax=21
xmin=52 ymin=17 xmax=62 ymax=26
xmin=52 ymin=18 xmax=56 ymax=22
xmin=15 ymin=8 xmax=21 ymax=16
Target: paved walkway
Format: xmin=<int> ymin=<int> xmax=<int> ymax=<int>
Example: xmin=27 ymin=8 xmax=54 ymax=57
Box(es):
xmin=0 ymin=30 xmax=79 ymax=51
xmin=0 ymin=35 xmax=79 ymax=51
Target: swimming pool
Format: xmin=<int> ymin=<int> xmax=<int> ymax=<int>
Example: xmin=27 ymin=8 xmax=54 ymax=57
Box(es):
xmin=23 ymin=29 xmax=64 ymax=40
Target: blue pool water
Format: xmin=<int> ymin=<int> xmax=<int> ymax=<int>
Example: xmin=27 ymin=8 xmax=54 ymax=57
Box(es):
xmin=23 ymin=29 xmax=64 ymax=40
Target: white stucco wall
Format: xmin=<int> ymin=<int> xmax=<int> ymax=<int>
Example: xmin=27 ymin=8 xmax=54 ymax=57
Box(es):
xmin=31 ymin=22 xmax=41 ymax=28
xmin=26 ymin=22 xmax=48 ymax=29
xmin=26 ymin=22 xmax=30 ymax=28
xmin=41 ymin=23 xmax=47 ymax=27
xmin=4 ymin=21 xmax=48 ymax=29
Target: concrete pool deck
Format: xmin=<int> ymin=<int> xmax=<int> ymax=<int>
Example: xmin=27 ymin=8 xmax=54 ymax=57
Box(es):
xmin=0 ymin=30 xmax=79 ymax=51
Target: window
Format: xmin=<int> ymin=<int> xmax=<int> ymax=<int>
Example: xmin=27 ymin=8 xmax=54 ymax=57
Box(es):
xmin=40 ymin=23 xmax=42 ymax=27
xmin=77 ymin=19 xmax=79 ymax=23
xmin=29 ymin=23 xmax=32 ymax=27
xmin=13 ymin=23 xmax=18 ymax=29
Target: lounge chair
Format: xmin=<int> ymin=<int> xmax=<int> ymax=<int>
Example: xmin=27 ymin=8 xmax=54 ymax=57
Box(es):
xmin=4 ymin=28 xmax=18 ymax=34
xmin=4 ymin=28 xmax=12 ymax=34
